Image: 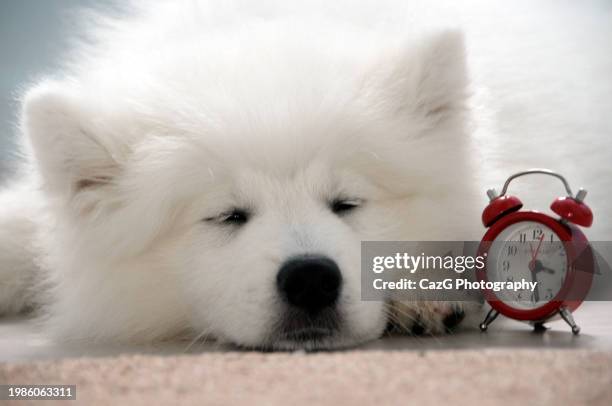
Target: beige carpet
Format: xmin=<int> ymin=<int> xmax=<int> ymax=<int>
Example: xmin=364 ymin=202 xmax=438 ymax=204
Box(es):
xmin=1 ymin=350 xmax=611 ymax=405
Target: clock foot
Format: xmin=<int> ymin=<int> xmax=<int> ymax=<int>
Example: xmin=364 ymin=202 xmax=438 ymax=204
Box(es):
xmin=479 ymin=308 xmax=499 ymax=332
xmin=559 ymin=307 xmax=580 ymax=335
xmin=533 ymin=322 xmax=548 ymax=333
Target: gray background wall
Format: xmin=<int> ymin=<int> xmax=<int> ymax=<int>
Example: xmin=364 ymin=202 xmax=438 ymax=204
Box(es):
xmin=1 ymin=1 xmax=611 ymax=241
xmin=0 ymin=0 xmax=104 ymax=180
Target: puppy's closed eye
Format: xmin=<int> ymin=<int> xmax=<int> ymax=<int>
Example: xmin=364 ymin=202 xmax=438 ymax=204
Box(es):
xmin=204 ymin=208 xmax=250 ymax=226
xmin=330 ymin=198 xmax=363 ymax=216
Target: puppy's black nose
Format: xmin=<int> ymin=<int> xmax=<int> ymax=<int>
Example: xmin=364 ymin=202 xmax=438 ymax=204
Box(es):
xmin=276 ymin=256 xmax=342 ymax=314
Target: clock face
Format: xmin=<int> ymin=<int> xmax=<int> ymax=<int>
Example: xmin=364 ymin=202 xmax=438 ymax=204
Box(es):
xmin=486 ymin=221 xmax=568 ymax=310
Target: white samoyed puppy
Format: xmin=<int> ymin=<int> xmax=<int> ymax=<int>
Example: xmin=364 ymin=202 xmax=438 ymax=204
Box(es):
xmin=0 ymin=0 xmax=482 ymax=350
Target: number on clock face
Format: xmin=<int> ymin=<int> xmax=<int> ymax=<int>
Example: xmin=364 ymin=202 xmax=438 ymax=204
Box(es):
xmin=486 ymin=221 xmax=568 ymax=310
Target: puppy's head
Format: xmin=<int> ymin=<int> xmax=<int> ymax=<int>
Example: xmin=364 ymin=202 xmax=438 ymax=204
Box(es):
xmin=23 ymin=29 xmax=472 ymax=349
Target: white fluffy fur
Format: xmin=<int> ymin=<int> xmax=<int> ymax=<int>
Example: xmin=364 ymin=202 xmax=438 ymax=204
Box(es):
xmin=0 ymin=0 xmax=547 ymax=349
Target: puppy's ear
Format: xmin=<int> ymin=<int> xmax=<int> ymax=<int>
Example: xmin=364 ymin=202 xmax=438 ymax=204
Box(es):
xmin=22 ymin=82 xmax=126 ymax=199
xmin=376 ymin=30 xmax=469 ymax=124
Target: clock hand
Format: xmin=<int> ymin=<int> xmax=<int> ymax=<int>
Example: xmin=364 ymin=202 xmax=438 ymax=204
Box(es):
xmin=532 ymin=260 xmax=556 ymax=274
xmin=529 ymin=234 xmax=545 ymax=272
xmin=531 ymin=234 xmax=545 ymax=262
xmin=531 ymin=268 xmax=540 ymax=302
xmin=526 ymin=235 xmax=546 ymax=304
xmin=540 ymin=265 xmax=556 ymax=274
xmin=527 ymin=261 xmax=539 ymax=302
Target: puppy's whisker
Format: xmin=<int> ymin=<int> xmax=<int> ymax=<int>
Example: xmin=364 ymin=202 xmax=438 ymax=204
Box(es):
xmin=384 ymin=302 xmax=423 ymax=334
xmin=383 ymin=308 xmax=412 ymax=332
xmin=184 ymin=329 xmax=212 ymax=353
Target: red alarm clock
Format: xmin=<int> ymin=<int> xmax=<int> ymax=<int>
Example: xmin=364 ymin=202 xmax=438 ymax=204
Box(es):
xmin=476 ymin=169 xmax=594 ymax=335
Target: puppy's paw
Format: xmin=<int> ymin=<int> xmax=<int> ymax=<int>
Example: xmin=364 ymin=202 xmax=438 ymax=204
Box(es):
xmin=387 ymin=300 xmax=475 ymax=335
